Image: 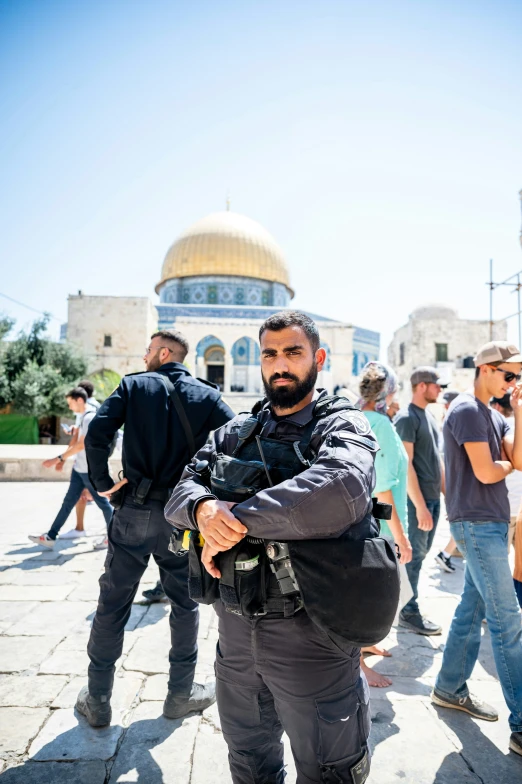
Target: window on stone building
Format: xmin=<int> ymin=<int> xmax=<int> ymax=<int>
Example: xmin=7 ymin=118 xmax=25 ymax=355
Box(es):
xmin=399 ymin=342 xmax=405 ymax=365
xmin=435 ymin=343 xmax=448 ymax=362
xmin=104 ymin=335 xmax=112 ymax=348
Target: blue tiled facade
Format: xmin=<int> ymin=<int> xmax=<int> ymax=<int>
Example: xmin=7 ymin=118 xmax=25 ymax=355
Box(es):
xmin=159 ymin=276 xmax=290 ymax=308
xmin=232 ymin=336 xmax=260 ymax=366
xmin=352 ymin=326 xmax=380 ymax=376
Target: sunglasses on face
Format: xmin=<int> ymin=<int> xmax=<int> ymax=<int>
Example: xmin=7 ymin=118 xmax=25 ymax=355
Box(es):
xmin=487 ymin=365 xmax=522 ymax=383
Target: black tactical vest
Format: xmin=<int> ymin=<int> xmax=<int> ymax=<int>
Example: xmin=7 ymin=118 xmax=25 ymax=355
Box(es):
xmin=187 ymin=396 xmax=401 ymax=647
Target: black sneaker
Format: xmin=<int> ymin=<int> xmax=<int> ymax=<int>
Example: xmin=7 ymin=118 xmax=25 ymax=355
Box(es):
xmin=75 ymin=685 xmax=112 ymax=727
xmin=431 ymin=689 xmax=498 ymax=721
xmin=510 ymin=732 xmax=522 ymax=756
xmin=163 ymin=682 xmax=216 ymax=719
xmin=142 ymin=581 xmax=166 ymax=603
xmin=399 ymin=611 xmax=442 ymax=635
xmin=435 ymin=552 xmax=456 ymax=573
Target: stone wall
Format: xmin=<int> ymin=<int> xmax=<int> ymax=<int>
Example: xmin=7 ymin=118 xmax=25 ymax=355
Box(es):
xmin=66 ymin=295 xmax=158 ymax=377
xmin=388 ymin=305 xmax=508 ymax=405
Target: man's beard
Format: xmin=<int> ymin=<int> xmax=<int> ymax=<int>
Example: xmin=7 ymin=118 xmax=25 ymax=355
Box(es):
xmin=262 ymin=363 xmax=318 ymax=410
xmin=146 ymin=353 xmax=162 ymax=372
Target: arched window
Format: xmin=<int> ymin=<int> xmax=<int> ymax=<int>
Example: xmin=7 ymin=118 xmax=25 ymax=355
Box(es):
xmin=232 ymin=337 xmax=260 ymax=366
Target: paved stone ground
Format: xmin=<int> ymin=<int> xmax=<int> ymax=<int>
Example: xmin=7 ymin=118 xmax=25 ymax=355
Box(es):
xmin=0 ymin=482 xmax=521 ymax=783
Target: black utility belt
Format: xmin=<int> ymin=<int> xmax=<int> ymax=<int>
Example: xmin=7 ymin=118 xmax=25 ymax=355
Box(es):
xmin=185 ymin=534 xmax=299 ymax=618
xmin=110 ymin=481 xmax=170 ymax=510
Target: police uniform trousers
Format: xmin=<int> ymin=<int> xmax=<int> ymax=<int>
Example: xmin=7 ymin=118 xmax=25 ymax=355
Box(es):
xmin=214 ymin=600 xmax=371 ymax=784
xmin=87 ymin=496 xmax=199 ymax=697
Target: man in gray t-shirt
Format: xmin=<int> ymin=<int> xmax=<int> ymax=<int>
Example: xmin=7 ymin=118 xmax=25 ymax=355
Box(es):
xmin=394 ymin=366 xmax=444 ymax=635
xmin=433 ymin=341 xmax=522 ymax=757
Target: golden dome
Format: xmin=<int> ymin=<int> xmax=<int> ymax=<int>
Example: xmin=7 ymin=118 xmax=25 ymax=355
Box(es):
xmin=156 ymin=210 xmax=293 ymax=295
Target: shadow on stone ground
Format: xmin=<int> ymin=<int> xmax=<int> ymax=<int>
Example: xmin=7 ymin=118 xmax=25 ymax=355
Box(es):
xmin=0 ymin=716 xmax=187 ymax=783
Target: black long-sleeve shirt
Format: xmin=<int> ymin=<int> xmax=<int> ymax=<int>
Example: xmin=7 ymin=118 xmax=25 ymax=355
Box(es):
xmin=85 ymin=362 xmax=235 ymax=492
xmin=166 ymin=391 xmax=378 ymax=541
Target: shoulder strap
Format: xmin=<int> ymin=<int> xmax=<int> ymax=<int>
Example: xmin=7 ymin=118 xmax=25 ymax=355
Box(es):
xmin=157 ymin=374 xmax=196 ymax=458
xmin=313 ymin=395 xmax=359 ymax=419
xmin=232 ymin=415 xmax=263 ymax=457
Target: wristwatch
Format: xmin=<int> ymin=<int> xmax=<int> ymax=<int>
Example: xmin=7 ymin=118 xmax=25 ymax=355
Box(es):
xmin=58 ymin=455 xmax=65 ymax=463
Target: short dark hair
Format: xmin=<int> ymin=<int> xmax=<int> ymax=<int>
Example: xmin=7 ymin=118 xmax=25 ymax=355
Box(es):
xmin=150 ymin=329 xmax=189 ymax=360
xmin=259 ymin=311 xmax=320 ymax=352
xmin=78 ymin=379 xmax=94 ymax=398
xmin=475 ymin=360 xmax=502 ymax=379
xmin=66 ymin=387 xmax=88 ymax=402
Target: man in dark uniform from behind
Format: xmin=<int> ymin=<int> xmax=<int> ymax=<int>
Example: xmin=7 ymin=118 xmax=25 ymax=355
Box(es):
xmin=76 ymin=329 xmax=235 ymax=727
xmin=166 ymin=312 xmax=377 ymax=784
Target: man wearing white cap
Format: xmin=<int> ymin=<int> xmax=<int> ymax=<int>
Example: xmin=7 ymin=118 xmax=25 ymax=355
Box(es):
xmin=432 ymin=341 xmax=522 ymax=757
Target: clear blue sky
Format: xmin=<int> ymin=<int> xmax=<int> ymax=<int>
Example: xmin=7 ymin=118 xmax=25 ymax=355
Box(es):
xmin=1 ymin=0 xmax=521 ymax=356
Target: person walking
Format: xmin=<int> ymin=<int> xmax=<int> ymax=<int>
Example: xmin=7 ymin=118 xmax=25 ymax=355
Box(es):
xmin=434 ymin=390 xmax=460 ymax=573
xmin=57 ymin=379 xmax=102 ymax=541
xmin=359 ymin=361 xmax=412 ymax=687
xmin=166 ymin=311 xmax=383 ymax=784
xmin=395 ymin=367 xmax=445 ymax=635
xmin=432 ymin=340 xmax=522 ymax=758
xmin=75 ymin=329 xmax=235 ymax=727
xmin=28 ymin=387 xmax=113 ymax=549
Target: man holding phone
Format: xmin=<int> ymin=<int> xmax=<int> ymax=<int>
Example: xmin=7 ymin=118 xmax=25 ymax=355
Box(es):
xmin=28 ymin=387 xmax=113 ymax=549
xmin=432 ymin=341 xmax=522 ymax=758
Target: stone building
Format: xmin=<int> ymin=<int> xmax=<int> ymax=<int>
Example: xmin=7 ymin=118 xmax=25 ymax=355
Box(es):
xmin=63 ymin=209 xmax=380 ymax=399
xmin=388 ymin=304 xmax=507 ymax=405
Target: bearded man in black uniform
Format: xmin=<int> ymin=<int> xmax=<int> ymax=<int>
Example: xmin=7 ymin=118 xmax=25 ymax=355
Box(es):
xmin=76 ymin=329 xmax=234 ymax=727
xmin=166 ymin=312 xmax=380 ymax=784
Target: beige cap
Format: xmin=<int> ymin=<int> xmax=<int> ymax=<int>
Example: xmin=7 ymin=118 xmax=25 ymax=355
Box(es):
xmin=474 ymin=341 xmax=522 ymax=366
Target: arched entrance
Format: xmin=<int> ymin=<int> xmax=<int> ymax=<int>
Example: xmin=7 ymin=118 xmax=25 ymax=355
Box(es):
xmin=196 ymin=335 xmax=225 ymax=390
xmin=205 ymin=346 xmax=225 ymax=388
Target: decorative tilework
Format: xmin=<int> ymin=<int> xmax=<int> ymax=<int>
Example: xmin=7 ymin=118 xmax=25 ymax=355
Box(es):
xmin=232 ymin=337 xmax=260 ymax=366
xmin=159 ymin=276 xmax=291 ymax=308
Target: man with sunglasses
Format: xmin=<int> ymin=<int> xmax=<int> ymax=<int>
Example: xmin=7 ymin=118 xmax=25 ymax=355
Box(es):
xmin=76 ymin=329 xmax=235 ymax=728
xmin=432 ymin=340 xmax=522 ymax=758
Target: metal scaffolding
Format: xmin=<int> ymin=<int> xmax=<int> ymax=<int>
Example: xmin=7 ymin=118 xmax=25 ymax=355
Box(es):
xmin=487 ymin=191 xmax=522 ymax=345
xmin=487 ymin=260 xmax=522 ymax=345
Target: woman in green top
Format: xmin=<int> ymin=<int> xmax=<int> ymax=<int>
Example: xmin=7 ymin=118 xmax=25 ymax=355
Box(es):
xmin=359 ymin=361 xmax=412 ymax=687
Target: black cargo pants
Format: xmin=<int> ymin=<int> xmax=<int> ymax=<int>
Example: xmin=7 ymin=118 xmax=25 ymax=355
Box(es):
xmin=87 ymin=497 xmax=199 ymax=697
xmin=215 ymin=600 xmax=371 ymax=784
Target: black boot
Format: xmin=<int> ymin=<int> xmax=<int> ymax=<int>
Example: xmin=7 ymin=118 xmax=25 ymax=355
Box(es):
xmin=163 ymin=682 xmax=216 ymax=719
xmin=75 ymin=685 xmax=112 ymax=727
xmin=142 ymin=580 xmax=166 ymax=603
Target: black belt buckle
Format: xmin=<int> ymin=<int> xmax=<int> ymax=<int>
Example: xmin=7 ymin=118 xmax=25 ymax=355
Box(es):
xmin=350 ymin=748 xmax=370 ymax=784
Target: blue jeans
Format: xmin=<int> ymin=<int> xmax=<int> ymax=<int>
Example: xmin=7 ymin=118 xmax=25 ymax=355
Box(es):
xmin=402 ymin=498 xmax=440 ymax=616
xmin=435 ymin=521 xmax=522 ymax=732
xmin=47 ymin=468 xmax=113 ymax=540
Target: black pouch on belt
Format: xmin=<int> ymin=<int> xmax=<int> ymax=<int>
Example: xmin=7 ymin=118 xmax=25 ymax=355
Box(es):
xmin=218 ymin=541 xmax=267 ymax=617
xmin=187 ymin=535 xmax=220 ymax=605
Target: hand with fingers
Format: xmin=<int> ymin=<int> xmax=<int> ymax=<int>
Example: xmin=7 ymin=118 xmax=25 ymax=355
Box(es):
xmin=511 ymin=382 xmax=522 ymax=413
xmin=98 ymin=477 xmax=128 ymax=498
xmin=195 ymin=499 xmax=247 ymax=577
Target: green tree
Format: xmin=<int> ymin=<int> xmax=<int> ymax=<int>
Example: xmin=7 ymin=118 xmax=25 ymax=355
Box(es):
xmin=0 ymin=314 xmax=15 ymax=340
xmin=89 ymin=369 xmax=122 ymax=402
xmin=0 ymin=315 xmax=88 ymax=415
